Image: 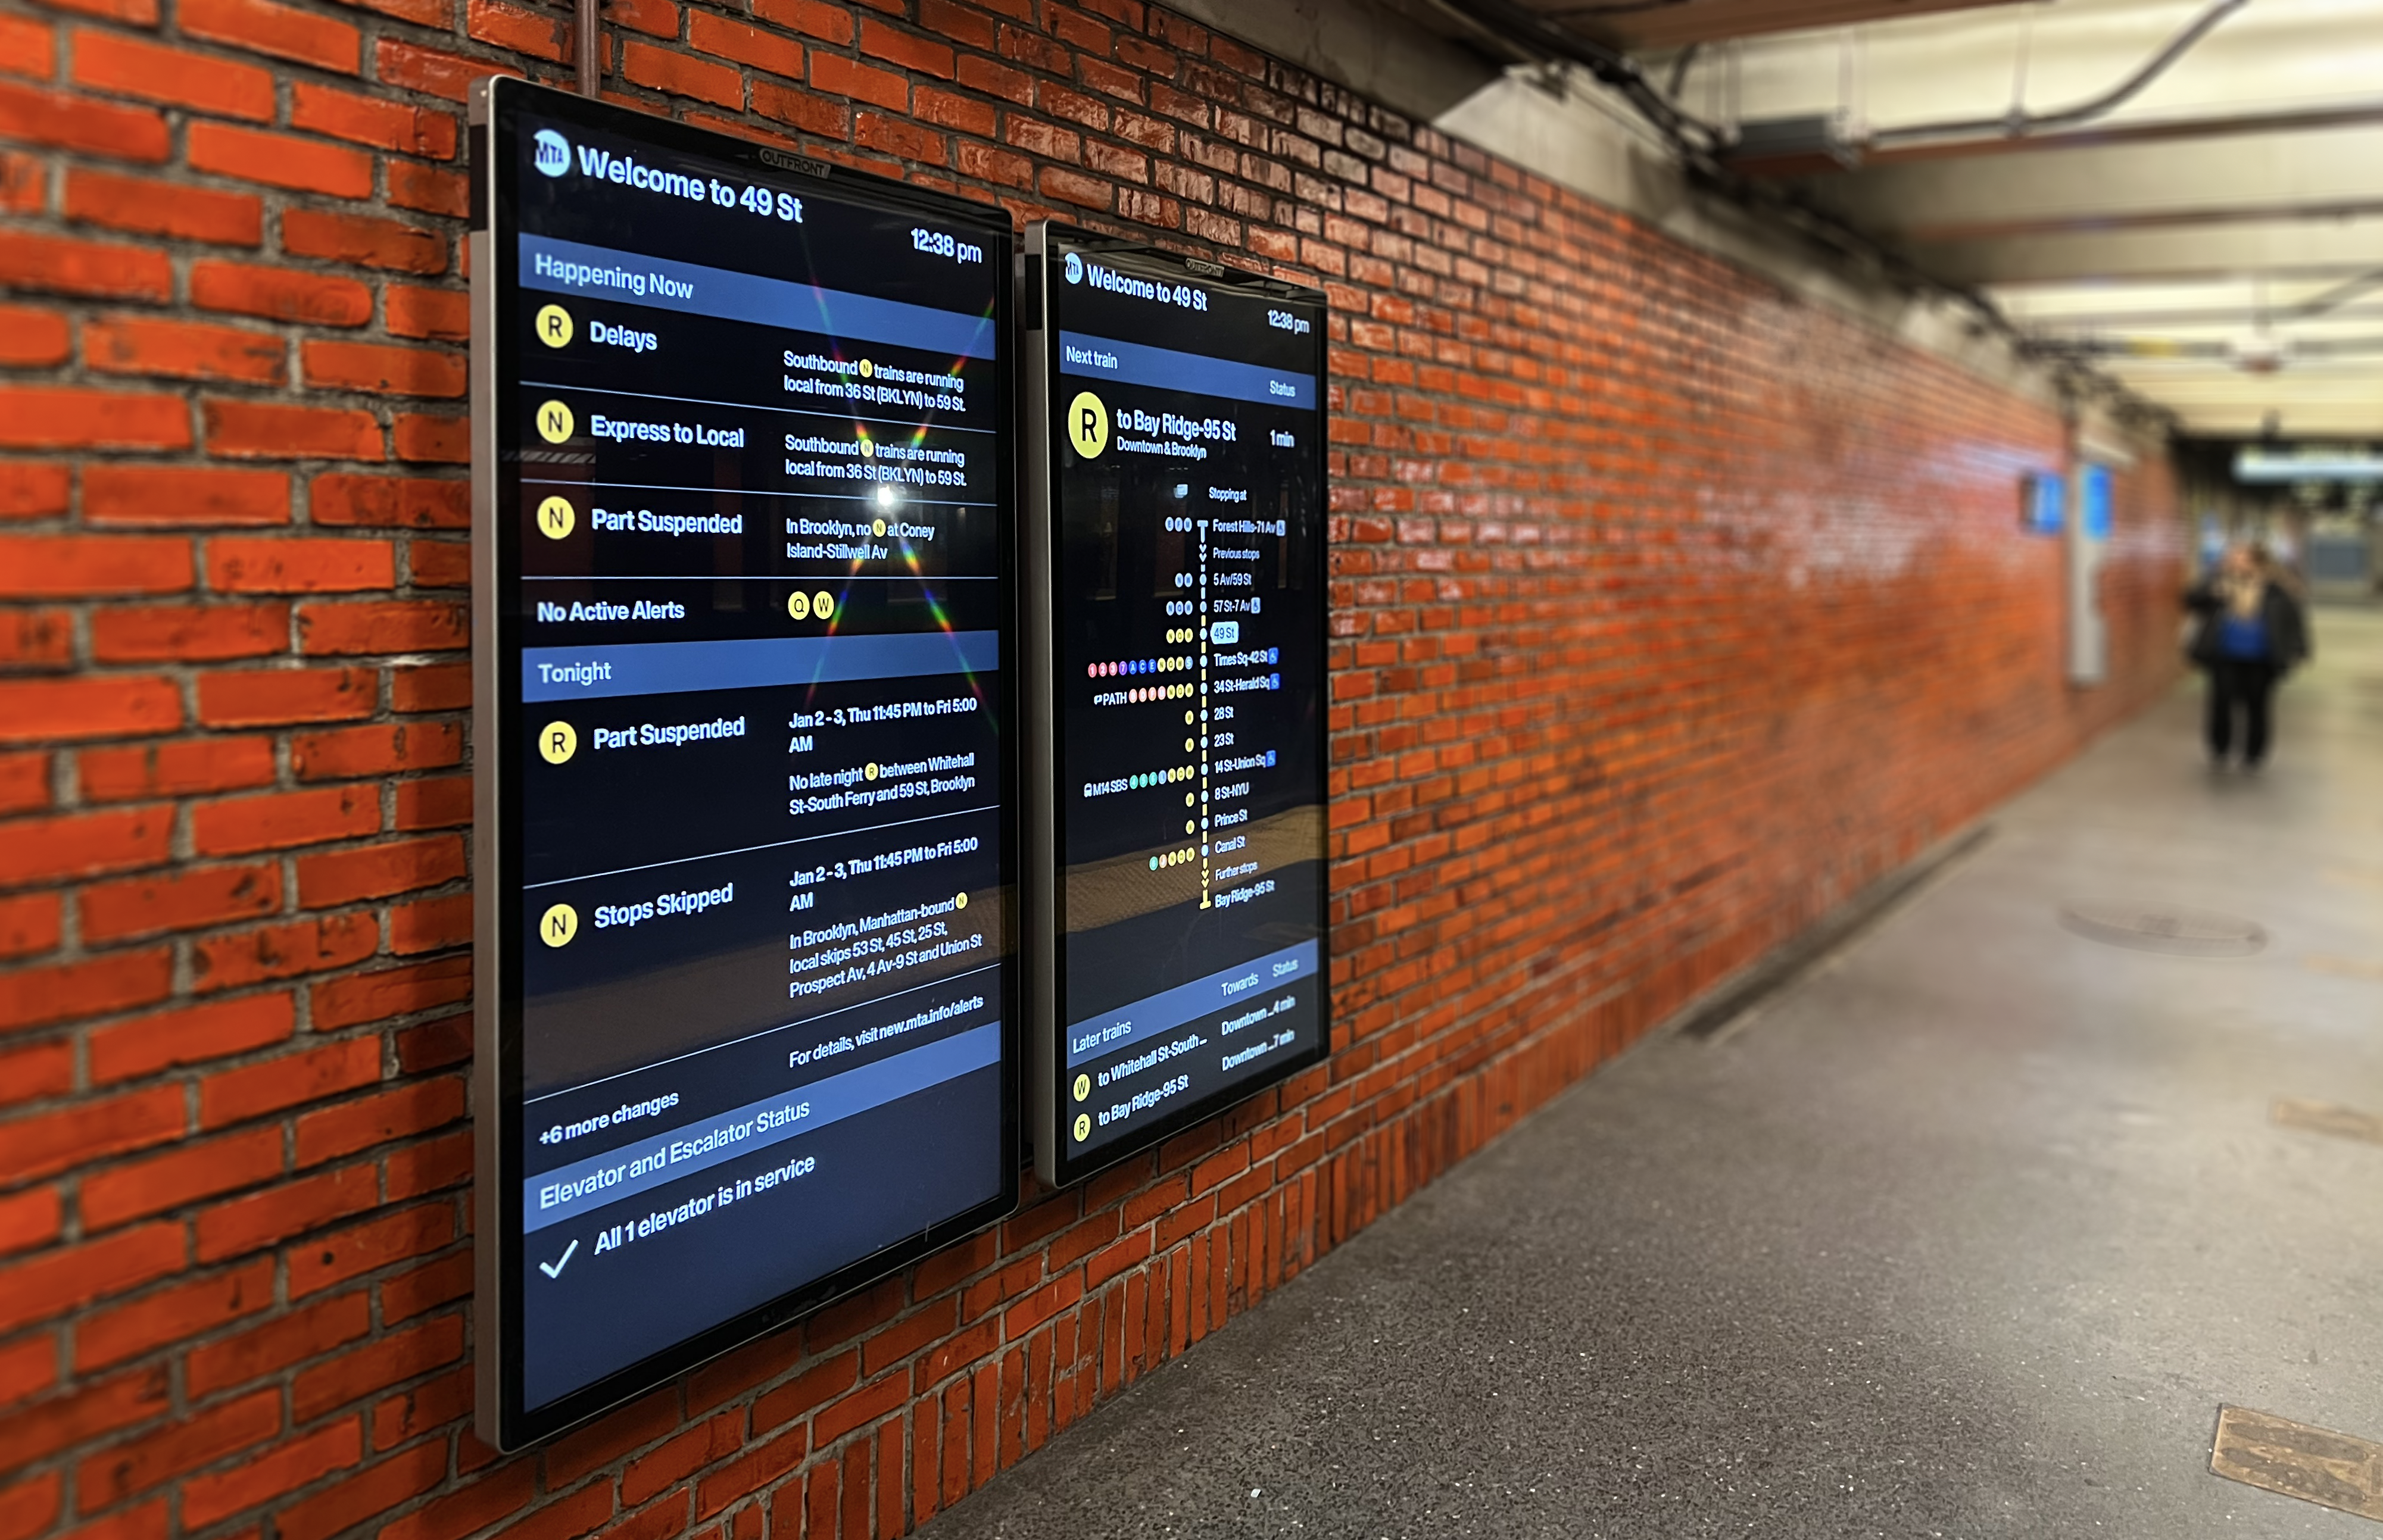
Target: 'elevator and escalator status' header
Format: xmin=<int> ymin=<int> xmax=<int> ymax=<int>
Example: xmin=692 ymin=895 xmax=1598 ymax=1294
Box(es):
xmin=470 ymin=78 xmax=1018 ymax=1451
xmin=1024 ymin=225 xmax=1332 ymax=1187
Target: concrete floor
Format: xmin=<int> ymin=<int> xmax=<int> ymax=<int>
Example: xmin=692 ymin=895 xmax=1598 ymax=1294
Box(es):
xmin=926 ymin=608 xmax=2383 ymax=1540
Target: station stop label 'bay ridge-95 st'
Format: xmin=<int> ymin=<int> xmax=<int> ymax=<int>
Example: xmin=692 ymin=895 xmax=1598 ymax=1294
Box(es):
xmin=470 ymin=80 xmax=1021 ymax=1450
xmin=470 ymin=81 xmax=1328 ymax=1450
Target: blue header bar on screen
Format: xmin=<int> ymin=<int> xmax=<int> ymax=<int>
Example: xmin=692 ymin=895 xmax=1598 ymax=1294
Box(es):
xmin=525 ymin=1023 xmax=1002 ymax=1233
xmin=1056 ymin=331 xmax=1314 ymax=411
xmin=519 ymin=233 xmax=997 ymax=361
xmin=1064 ymin=939 xmax=1319 ymax=1068
xmin=523 ymin=630 xmax=998 ymax=702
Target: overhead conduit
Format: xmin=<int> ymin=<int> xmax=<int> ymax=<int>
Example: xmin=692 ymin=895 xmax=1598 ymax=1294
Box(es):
xmin=1404 ymin=0 xmax=2000 ymax=323
xmin=1407 ymin=0 xmax=2259 ymax=423
xmin=1866 ymin=0 xmax=2253 ymax=149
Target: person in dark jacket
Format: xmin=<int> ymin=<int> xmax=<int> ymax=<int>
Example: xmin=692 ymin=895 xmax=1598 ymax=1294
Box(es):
xmin=2184 ymin=543 xmax=2310 ymax=769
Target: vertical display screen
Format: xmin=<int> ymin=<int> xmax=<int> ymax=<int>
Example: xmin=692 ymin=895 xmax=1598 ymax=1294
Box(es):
xmin=1028 ymin=229 xmax=1329 ymax=1185
xmin=472 ymin=80 xmax=1016 ymax=1447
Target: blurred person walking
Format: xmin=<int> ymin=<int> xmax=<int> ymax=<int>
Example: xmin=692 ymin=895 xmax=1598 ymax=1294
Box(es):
xmin=2184 ymin=543 xmax=2309 ymax=769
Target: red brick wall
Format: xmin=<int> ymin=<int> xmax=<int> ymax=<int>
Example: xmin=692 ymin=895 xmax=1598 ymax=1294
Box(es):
xmin=0 ymin=0 xmax=2182 ymax=1532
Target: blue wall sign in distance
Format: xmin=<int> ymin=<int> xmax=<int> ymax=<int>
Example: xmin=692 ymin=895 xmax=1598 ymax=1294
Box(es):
xmin=469 ymin=79 xmax=1019 ymax=1450
xmin=2079 ymin=463 xmax=2114 ymax=539
xmin=1021 ymin=224 xmax=1331 ymax=1188
xmin=2023 ymin=471 xmax=2065 ymax=536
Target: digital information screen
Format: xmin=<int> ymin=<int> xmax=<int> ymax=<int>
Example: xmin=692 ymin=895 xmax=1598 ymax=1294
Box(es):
xmin=469 ymin=80 xmax=1017 ymax=1448
xmin=1021 ymin=225 xmax=1330 ymax=1187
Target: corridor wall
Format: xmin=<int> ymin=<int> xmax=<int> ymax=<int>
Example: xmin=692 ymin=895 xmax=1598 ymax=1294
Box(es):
xmin=0 ymin=0 xmax=2184 ymax=1533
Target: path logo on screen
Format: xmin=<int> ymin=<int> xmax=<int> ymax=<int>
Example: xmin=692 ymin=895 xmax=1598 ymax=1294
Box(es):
xmin=533 ymin=129 xmax=571 ymax=177
xmin=1063 ymin=252 xmax=1083 ymax=285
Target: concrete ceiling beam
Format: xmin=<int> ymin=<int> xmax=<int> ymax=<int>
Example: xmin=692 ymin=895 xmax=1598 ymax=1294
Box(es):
xmin=1990 ymin=276 xmax=2383 ymax=327
xmin=1536 ymin=0 xmax=2028 ymax=50
xmin=1805 ymin=126 xmax=2383 ymax=241
xmin=2168 ymin=406 xmax=2383 ymax=433
xmin=1920 ymin=218 xmax=2383 ymax=285
xmin=1700 ymin=0 xmax=2383 ymax=144
xmin=1854 ymin=99 xmax=2383 ymax=166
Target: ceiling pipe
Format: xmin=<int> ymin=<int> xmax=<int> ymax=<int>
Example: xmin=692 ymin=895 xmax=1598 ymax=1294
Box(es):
xmin=2025 ymin=267 xmax=2383 ymax=371
xmin=1406 ymin=0 xmax=1729 ymax=151
xmin=1418 ymin=0 xmax=1973 ymax=301
xmin=2020 ymin=271 xmax=2383 ymax=334
xmin=1866 ymin=0 xmax=2251 ymax=149
xmin=1415 ymin=0 xmax=2181 ymax=429
xmin=1542 ymin=0 xmax=1701 ymax=18
xmin=1664 ymin=41 xmax=1700 ymax=99
xmin=2278 ymin=266 xmax=2383 ymax=321
xmin=576 ymin=0 xmax=600 ymax=96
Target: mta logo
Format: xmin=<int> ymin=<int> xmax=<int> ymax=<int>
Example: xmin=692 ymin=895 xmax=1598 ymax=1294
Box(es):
xmin=533 ymin=129 xmax=570 ymax=177
xmin=1063 ymin=252 xmax=1083 ymax=284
